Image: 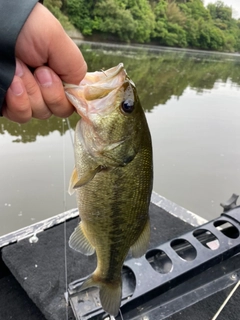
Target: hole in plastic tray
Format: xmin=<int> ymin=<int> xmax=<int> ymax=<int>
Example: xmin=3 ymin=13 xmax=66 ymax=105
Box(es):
xmin=171 ymin=239 xmax=197 ymax=261
xmin=214 ymin=220 xmax=239 ymax=239
xmin=121 ymin=265 xmax=136 ymax=300
xmin=193 ymin=229 xmax=219 ymax=250
xmin=146 ymin=249 xmax=173 ymax=274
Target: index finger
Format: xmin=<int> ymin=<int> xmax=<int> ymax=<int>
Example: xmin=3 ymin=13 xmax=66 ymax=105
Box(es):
xmin=16 ymin=3 xmax=87 ymax=85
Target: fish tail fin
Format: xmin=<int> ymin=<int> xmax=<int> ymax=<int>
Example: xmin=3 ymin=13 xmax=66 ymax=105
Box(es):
xmin=80 ymin=274 xmax=122 ymax=317
xmin=99 ymin=281 xmax=122 ymax=317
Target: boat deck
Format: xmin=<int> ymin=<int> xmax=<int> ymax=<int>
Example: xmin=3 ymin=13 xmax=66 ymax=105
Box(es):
xmin=1 ymin=195 xmax=240 ymax=320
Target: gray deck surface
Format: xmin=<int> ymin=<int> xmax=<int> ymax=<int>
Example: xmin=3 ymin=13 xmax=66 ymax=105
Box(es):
xmin=1 ymin=202 xmax=240 ymax=320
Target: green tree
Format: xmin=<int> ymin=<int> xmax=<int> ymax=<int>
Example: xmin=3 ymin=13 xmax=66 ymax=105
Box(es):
xmin=67 ymin=0 xmax=95 ymax=35
xmin=126 ymin=0 xmax=155 ymax=42
xmin=152 ymin=0 xmax=187 ymax=47
xmin=166 ymin=1 xmax=186 ymax=26
xmin=45 ymin=0 xmax=240 ymax=52
xmin=93 ymin=0 xmax=136 ymax=41
xmin=44 ymin=0 xmax=74 ymax=30
xmin=208 ymin=1 xmax=232 ymax=21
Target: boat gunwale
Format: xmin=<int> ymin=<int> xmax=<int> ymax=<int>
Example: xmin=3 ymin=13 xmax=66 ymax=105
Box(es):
xmin=0 ymin=192 xmax=207 ymax=248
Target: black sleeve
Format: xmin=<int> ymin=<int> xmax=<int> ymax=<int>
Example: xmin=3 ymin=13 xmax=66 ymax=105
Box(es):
xmin=0 ymin=0 xmax=39 ymax=113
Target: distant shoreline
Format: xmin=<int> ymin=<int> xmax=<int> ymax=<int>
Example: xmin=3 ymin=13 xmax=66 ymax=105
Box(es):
xmin=69 ymin=37 xmax=240 ymax=57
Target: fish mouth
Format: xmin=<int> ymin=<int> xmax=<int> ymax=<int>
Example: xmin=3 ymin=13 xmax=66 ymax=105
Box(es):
xmin=64 ymin=63 xmax=127 ymax=119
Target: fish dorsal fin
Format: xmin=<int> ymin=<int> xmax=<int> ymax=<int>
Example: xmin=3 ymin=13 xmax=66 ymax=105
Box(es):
xmin=131 ymin=218 xmax=150 ymax=258
xmin=68 ymin=166 xmax=102 ymax=195
xmin=69 ymin=222 xmax=95 ymax=255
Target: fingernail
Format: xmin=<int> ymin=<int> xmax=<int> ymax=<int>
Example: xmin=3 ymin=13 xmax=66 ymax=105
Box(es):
xmin=10 ymin=78 xmax=24 ymax=96
xmin=36 ymin=68 xmax=53 ymax=87
xmin=15 ymin=60 xmax=23 ymax=77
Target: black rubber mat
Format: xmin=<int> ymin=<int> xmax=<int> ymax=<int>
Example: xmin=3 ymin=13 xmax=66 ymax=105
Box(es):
xmin=2 ymin=203 xmax=193 ymax=320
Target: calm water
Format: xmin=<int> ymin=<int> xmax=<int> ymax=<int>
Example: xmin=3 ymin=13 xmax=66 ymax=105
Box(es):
xmin=1 ymin=42 xmax=240 ymax=236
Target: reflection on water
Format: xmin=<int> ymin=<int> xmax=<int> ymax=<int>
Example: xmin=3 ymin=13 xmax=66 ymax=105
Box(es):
xmin=0 ymin=42 xmax=240 ymax=236
xmin=80 ymin=42 xmax=240 ymax=111
xmin=0 ymin=113 xmax=79 ymax=143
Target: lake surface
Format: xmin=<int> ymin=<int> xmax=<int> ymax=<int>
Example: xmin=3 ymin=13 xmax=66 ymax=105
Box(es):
xmin=1 ymin=42 xmax=240 ymax=236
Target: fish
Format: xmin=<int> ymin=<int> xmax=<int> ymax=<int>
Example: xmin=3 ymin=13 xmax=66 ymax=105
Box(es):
xmin=64 ymin=63 xmax=153 ymax=316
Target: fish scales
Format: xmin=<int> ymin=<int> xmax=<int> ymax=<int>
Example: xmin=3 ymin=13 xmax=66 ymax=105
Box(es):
xmin=76 ymin=136 xmax=151 ymax=276
xmin=65 ymin=63 xmax=153 ymax=316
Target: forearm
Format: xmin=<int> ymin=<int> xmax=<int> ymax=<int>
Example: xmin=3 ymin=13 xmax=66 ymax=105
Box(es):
xmin=0 ymin=0 xmax=39 ymax=111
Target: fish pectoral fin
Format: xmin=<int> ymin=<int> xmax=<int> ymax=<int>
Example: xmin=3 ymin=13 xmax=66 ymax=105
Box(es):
xmin=68 ymin=166 xmax=102 ymax=195
xmin=68 ymin=167 xmax=78 ymax=195
xmin=74 ymin=166 xmax=102 ymax=188
xmin=80 ymin=275 xmax=122 ymax=317
xmin=131 ymin=218 xmax=150 ymax=258
xmin=69 ymin=222 xmax=95 ymax=255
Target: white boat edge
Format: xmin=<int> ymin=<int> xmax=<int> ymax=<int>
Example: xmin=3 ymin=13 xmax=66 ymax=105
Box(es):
xmin=0 ymin=191 xmax=207 ymax=248
xmin=151 ymin=191 xmax=207 ymax=227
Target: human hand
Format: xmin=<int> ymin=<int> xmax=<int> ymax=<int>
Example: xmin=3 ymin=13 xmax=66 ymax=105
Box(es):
xmin=2 ymin=3 xmax=87 ymax=123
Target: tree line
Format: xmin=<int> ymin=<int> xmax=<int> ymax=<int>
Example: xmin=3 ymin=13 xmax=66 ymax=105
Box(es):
xmin=44 ymin=0 xmax=240 ymax=52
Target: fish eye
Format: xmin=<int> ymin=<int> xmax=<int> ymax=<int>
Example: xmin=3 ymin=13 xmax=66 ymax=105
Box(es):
xmin=121 ymin=99 xmax=134 ymax=113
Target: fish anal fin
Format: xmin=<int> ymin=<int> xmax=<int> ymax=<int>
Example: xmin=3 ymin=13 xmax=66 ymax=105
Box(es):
xmin=78 ymin=275 xmax=97 ymax=292
xmin=131 ymin=218 xmax=150 ymax=258
xmin=69 ymin=222 xmax=95 ymax=255
xmin=68 ymin=167 xmax=78 ymax=195
xmin=73 ymin=166 xmax=103 ymax=189
xmin=79 ymin=274 xmax=122 ymax=316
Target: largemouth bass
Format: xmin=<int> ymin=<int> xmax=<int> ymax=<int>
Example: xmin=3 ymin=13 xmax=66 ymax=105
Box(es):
xmin=65 ymin=63 xmax=153 ymax=316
